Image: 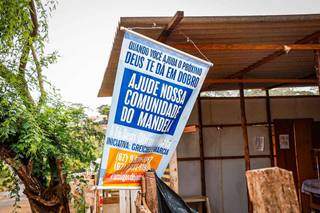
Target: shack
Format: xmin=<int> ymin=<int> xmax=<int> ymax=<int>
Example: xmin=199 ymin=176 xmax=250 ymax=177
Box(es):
xmin=98 ymin=13 xmax=320 ymax=212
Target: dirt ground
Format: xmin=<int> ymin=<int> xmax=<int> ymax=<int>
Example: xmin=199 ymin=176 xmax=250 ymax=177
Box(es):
xmin=0 ymin=198 xmax=31 ymax=213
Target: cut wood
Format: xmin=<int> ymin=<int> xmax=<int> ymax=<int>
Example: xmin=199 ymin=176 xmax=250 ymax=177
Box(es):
xmin=246 ymin=167 xmax=300 ymax=213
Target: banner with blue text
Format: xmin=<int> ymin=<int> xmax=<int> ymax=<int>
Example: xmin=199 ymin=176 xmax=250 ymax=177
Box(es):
xmin=98 ymin=29 xmax=213 ymax=189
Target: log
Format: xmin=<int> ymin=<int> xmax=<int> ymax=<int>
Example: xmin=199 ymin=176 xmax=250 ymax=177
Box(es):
xmin=145 ymin=171 xmax=159 ymax=213
xmin=246 ymin=167 xmax=300 ymax=213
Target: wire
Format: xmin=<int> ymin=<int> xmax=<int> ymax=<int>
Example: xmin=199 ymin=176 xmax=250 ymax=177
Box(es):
xmin=179 ymin=31 xmax=212 ymax=63
xmin=126 ymin=23 xmax=164 ymax=30
xmin=122 ymin=25 xmax=212 ymax=64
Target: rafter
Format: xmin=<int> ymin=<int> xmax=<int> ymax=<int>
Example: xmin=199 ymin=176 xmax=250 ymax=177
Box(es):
xmin=157 ymin=11 xmax=184 ymax=43
xmin=264 ymin=73 xmax=316 ymax=90
xmin=172 ymin=43 xmax=320 ymax=51
xmin=204 ymin=78 xmax=318 ymax=84
xmin=225 ymin=30 xmax=320 ymax=79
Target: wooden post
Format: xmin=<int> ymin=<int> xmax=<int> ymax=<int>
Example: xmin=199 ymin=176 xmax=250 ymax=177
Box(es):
xmin=145 ymin=172 xmax=159 ymax=213
xmin=239 ymin=84 xmax=252 ymax=213
xmin=239 ymin=84 xmax=251 ymax=171
xmin=120 ymin=190 xmax=131 ymax=213
xmin=314 ymin=48 xmax=320 ymax=91
xmin=265 ymin=90 xmax=275 ymax=166
xmin=169 ymin=151 xmax=179 ymax=193
xmin=197 ymin=97 xmax=206 ymax=196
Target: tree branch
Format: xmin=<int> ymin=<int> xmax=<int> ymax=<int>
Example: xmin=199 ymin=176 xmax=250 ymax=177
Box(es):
xmin=17 ymin=44 xmax=35 ymax=105
xmin=16 ymin=0 xmax=40 ymax=106
xmin=24 ymin=190 xmax=60 ymax=207
xmin=29 ymin=0 xmax=39 ymax=37
xmin=0 ymin=63 xmax=18 ymax=87
xmin=31 ymin=45 xmax=46 ymax=105
xmin=0 ymin=145 xmax=42 ymax=194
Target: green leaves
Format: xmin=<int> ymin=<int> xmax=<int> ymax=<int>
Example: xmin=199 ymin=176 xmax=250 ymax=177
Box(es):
xmin=0 ymin=0 xmax=103 ymax=192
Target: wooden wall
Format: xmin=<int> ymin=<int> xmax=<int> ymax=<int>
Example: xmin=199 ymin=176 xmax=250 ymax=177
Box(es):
xmin=176 ymin=96 xmax=320 ymax=213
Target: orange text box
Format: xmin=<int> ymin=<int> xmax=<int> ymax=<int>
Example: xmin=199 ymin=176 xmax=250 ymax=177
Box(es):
xmin=103 ymin=148 xmax=162 ymax=188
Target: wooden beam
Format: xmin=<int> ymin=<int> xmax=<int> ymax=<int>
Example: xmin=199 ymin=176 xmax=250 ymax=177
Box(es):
xmin=197 ymin=98 xmax=206 ymax=196
xmin=265 ymin=90 xmax=275 ymax=166
xmin=239 ymin=84 xmax=251 ymax=171
xmin=204 ymin=78 xmax=317 ymax=84
xmin=178 ymin=155 xmax=273 ymax=161
xmin=315 ymin=49 xmax=320 ymax=88
xmin=264 ymin=73 xmax=316 ymax=90
xmin=172 ymin=43 xmax=320 ymax=51
xmin=203 ymin=122 xmax=269 ymax=128
xmin=225 ymin=30 xmax=320 ymax=79
xmin=145 ymin=172 xmax=159 ymax=213
xmin=157 ymin=11 xmax=184 ymax=43
xmin=239 ymin=83 xmax=252 ymax=213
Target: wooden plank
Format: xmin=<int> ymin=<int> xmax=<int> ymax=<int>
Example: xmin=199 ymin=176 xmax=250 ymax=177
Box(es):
xmin=239 ymin=84 xmax=251 ymax=171
xmin=203 ymin=122 xmax=269 ymax=128
xmin=204 ymin=78 xmax=317 ymax=84
xmin=225 ymin=30 xmax=320 ymax=79
xmin=200 ymin=95 xmax=320 ymax=100
xmin=169 ymin=151 xmax=179 ymax=193
xmin=145 ymin=172 xmax=158 ymax=213
xmin=293 ymin=119 xmax=315 ymax=213
xmin=178 ymin=154 xmax=272 ymax=161
xmin=157 ymin=11 xmax=184 ymax=42
xmin=264 ymin=73 xmax=316 ymax=90
xmin=120 ymin=190 xmax=131 ymax=213
xmin=239 ymin=83 xmax=253 ymax=213
xmin=197 ymin=98 xmax=206 ymax=196
xmin=265 ymin=90 xmax=275 ymax=166
xmin=130 ymin=190 xmax=139 ymax=213
xmin=172 ymin=43 xmax=320 ymax=50
xmin=246 ymin=167 xmax=300 ymax=213
xmin=315 ymin=48 xmax=320 ymax=88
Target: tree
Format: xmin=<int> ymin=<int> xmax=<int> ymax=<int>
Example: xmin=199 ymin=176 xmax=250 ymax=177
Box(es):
xmin=0 ymin=1 xmax=103 ymax=212
xmin=97 ymin=104 xmax=110 ymax=116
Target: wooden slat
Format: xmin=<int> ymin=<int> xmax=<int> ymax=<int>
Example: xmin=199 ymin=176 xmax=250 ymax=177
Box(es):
xmin=264 ymin=73 xmax=316 ymax=89
xmin=178 ymin=155 xmax=272 ymax=161
xmin=315 ymin=47 xmax=320 ymax=87
xmin=265 ymin=90 xmax=275 ymax=166
xmin=172 ymin=43 xmax=320 ymax=50
xmin=197 ymin=98 xmax=206 ymax=196
xmin=204 ymin=78 xmax=317 ymax=84
xmin=119 ymin=190 xmax=131 ymax=213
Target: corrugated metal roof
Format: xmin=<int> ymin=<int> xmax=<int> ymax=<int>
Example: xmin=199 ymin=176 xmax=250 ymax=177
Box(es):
xmin=98 ymin=14 xmax=320 ymax=97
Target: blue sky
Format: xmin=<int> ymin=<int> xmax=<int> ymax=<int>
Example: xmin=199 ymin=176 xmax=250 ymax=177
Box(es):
xmin=44 ymin=0 xmax=320 ymax=114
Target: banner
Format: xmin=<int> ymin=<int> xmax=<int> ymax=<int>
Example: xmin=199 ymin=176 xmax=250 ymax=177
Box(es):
xmin=98 ymin=28 xmax=213 ymax=189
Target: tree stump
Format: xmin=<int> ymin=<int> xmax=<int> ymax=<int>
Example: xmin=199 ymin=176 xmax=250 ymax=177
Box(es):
xmin=246 ymin=167 xmax=300 ymax=213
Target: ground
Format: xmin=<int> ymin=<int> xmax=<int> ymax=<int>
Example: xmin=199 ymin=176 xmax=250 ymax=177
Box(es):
xmin=0 ymin=189 xmax=31 ymax=213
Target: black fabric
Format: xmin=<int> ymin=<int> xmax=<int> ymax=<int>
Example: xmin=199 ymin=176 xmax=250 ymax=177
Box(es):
xmin=155 ymin=174 xmax=197 ymax=213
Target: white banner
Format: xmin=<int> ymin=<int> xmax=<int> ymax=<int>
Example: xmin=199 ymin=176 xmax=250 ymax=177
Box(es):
xmin=98 ymin=29 xmax=213 ymax=189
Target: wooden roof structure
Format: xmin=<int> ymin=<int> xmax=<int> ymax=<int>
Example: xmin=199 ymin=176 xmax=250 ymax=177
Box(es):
xmin=98 ymin=13 xmax=320 ymax=97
